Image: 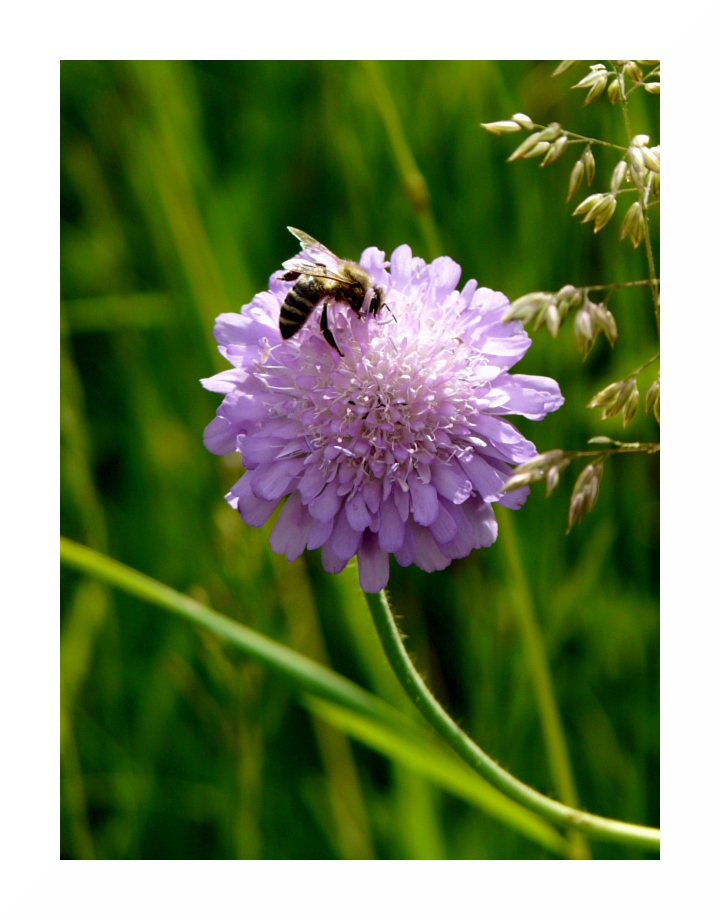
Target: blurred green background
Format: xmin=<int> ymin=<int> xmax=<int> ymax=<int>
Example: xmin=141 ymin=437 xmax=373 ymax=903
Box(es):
xmin=60 ymin=61 xmax=659 ymax=859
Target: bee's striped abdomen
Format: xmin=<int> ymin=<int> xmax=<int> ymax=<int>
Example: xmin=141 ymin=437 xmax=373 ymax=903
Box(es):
xmin=279 ymin=277 xmax=325 ymax=340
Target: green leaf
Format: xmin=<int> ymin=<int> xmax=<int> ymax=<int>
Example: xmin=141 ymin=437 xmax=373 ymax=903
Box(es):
xmin=305 ymin=695 xmax=570 ymax=856
xmin=60 ymin=538 xmax=409 ymax=734
xmin=60 ymin=537 xmax=569 ymax=855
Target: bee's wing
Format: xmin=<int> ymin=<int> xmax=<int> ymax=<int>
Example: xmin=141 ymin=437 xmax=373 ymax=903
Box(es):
xmin=287 ymin=227 xmax=342 ymax=267
xmin=288 ymin=227 xmax=331 ymax=253
xmin=281 ymin=259 xmax=349 ymax=284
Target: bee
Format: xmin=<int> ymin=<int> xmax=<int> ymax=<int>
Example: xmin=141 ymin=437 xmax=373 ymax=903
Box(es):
xmin=278 ymin=227 xmax=386 ymax=356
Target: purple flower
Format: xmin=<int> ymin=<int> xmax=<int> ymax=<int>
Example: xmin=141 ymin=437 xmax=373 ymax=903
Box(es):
xmin=202 ymin=242 xmax=563 ymax=593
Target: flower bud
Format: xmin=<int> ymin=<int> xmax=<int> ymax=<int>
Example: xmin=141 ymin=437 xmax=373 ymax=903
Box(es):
xmin=503 ymin=292 xmax=551 ymax=325
xmin=645 ymin=374 xmax=660 ymax=424
xmin=583 ymin=72 xmax=608 ymax=105
xmin=553 ymin=60 xmax=578 ymax=76
xmin=572 ymin=66 xmax=609 ymax=105
xmin=587 ymin=379 xmax=624 ymax=411
xmin=607 ymin=78 xmax=621 ymax=104
xmin=524 ymin=141 xmax=551 ymax=159
xmin=516 ymin=449 xmax=565 ymax=472
xmin=567 ymin=160 xmax=585 ymax=201
xmin=481 ymin=120 xmax=522 ymax=135
xmin=512 ymin=113 xmax=534 ymax=130
xmin=631 ymin=135 xmax=650 ymax=147
xmin=582 ymin=147 xmax=596 ymax=185
xmin=587 ymin=376 xmax=638 ymax=421
xmin=537 ymin=122 xmax=562 ymax=143
xmin=650 ymin=171 xmax=660 ymax=197
xmin=546 ymin=465 xmax=560 ymax=495
xmin=502 ymin=469 xmax=544 ymax=491
xmin=628 ymin=145 xmax=645 ymax=174
xmin=541 ymin=135 xmax=568 ymax=166
xmin=567 ymin=462 xmax=603 ymax=531
xmin=644 ymin=82 xmax=660 ymax=95
xmin=592 ymin=195 xmax=617 ymax=232
xmin=573 ymin=66 xmax=607 ymax=89
xmin=589 ymin=301 xmax=618 ymax=347
xmin=556 ymin=284 xmax=582 ymax=317
xmin=621 ymin=383 xmax=640 ymax=428
xmin=620 ymin=201 xmax=645 ymax=248
xmin=610 ymin=160 xmax=628 ymax=194
xmin=581 ymin=194 xmax=615 ymax=230
xmin=624 ymin=61 xmax=643 ymax=83
xmin=572 ymin=193 xmax=603 ymax=217
xmin=545 ymin=303 xmax=561 ymax=338
xmin=507 ymin=131 xmax=542 ymax=161
xmin=641 ymin=147 xmax=660 ymax=173
xmin=573 ymin=307 xmax=595 ymax=356
xmin=545 ymin=458 xmax=570 ymax=496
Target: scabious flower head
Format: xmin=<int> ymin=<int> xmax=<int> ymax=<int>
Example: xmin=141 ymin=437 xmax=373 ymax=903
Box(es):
xmin=202 ymin=243 xmax=563 ymax=592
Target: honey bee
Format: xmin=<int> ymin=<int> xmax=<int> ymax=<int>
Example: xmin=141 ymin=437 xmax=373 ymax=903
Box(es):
xmin=278 ymin=227 xmax=386 ymax=356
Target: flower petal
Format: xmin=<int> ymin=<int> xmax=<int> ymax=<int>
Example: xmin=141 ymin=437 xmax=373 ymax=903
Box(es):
xmin=329 ymin=506 xmax=363 ymax=561
xmin=357 ymin=531 xmax=390 ymax=593
xmin=472 ymin=415 xmax=538 ymax=464
xmin=429 ymin=256 xmax=462 ymax=304
xmin=378 ymin=498 xmax=405 ymax=553
xmin=251 ymin=459 xmax=304 ymax=502
xmin=321 ymin=542 xmax=348 ymax=575
xmin=345 ymin=491 xmax=373 ymax=531
xmin=486 ymin=373 xmax=564 ymax=421
xmin=408 ymin=476 xmax=439 ymax=526
xmin=203 ymin=415 xmax=239 ymax=455
xmin=299 ymin=464 xmax=328 ymax=502
xmin=433 ymin=500 xmax=475 ymax=558
xmin=429 ymin=501 xmax=458 ymax=545
xmin=430 ymin=459 xmax=473 ymax=504
xmin=390 ymin=244 xmax=413 ymax=293
xmin=497 ymin=484 xmax=530 ymax=509
xmin=269 ymin=493 xmax=312 ymax=562
xmin=362 ymin=480 xmax=382 ymax=514
xmin=307 ymin=515 xmax=334 ymax=551
xmin=411 ymin=524 xmax=452 ymax=572
xmin=226 ymin=473 xmax=281 ymax=527
xmin=459 ymin=452 xmax=506 ymax=502
xmin=394 ymin=483 xmax=410 ymax=522
xmin=394 ymin=523 xmax=417 ymax=567
xmin=309 ymin=481 xmax=344 ymax=523
xmin=463 ymin=498 xmax=498 ymax=548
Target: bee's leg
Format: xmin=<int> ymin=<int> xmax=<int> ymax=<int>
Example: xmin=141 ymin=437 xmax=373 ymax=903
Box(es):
xmin=377 ymin=307 xmax=398 ymax=326
xmin=320 ymin=300 xmax=344 ymax=356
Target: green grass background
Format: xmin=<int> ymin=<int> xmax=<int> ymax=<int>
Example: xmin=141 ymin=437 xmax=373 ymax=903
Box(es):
xmin=60 ymin=60 xmax=659 ymax=859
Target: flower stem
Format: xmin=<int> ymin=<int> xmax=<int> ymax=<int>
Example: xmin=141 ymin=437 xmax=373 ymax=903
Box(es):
xmin=535 ymin=124 xmax=626 ymax=153
xmin=615 ymin=64 xmax=661 ymax=335
xmin=363 ymin=587 xmax=660 ymax=852
xmin=642 ymin=210 xmax=661 ymax=334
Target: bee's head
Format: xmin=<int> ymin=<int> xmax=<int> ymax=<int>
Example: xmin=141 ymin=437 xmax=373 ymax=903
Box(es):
xmin=369 ymin=286 xmax=385 ymax=316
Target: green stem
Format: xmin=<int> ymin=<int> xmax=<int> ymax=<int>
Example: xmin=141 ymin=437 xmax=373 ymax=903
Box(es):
xmin=496 ymin=509 xmax=591 ymax=858
xmin=363 ymin=588 xmax=659 ymax=852
xmin=642 ymin=210 xmax=660 ymax=334
xmin=495 ymin=511 xmax=581 ymax=803
xmin=361 ymin=61 xmax=442 ymax=260
xmin=615 ymin=65 xmax=660 ymax=335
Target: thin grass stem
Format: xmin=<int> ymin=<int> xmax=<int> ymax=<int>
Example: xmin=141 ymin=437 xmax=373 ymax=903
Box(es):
xmin=361 ymin=61 xmax=442 ymax=260
xmin=495 ymin=507 xmax=590 ymax=858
